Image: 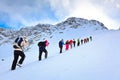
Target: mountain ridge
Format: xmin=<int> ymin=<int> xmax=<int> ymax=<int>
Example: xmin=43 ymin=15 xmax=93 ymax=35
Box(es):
xmin=0 ymin=17 xmax=108 ymax=47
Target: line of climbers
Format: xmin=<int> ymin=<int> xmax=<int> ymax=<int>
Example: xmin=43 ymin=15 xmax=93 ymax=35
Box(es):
xmin=11 ymin=36 xmax=50 ymax=70
xmin=11 ymin=36 xmax=92 ymax=70
xmin=58 ymin=36 xmax=92 ymax=53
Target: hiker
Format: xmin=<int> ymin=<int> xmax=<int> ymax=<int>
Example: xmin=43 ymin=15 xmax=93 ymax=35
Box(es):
xmin=11 ymin=36 xmax=28 ymax=70
xmin=90 ymin=36 xmax=92 ymax=41
xmin=73 ymin=39 xmax=76 ymax=47
xmin=69 ymin=39 xmax=73 ymax=49
xmin=38 ymin=40 xmax=49 ymax=61
xmin=87 ymin=38 xmax=89 ymax=42
xmin=59 ymin=39 xmax=64 ymax=53
xmin=77 ymin=38 xmax=80 ymax=46
xmin=81 ymin=39 xmax=83 ymax=45
xmin=65 ymin=40 xmax=70 ymax=50
xmin=84 ymin=38 xmax=87 ymax=43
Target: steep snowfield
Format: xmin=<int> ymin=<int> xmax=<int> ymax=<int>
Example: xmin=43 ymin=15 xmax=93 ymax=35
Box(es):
xmin=0 ymin=30 xmax=120 ymax=80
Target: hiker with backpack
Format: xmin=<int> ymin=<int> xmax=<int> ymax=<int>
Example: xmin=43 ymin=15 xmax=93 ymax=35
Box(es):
xmin=59 ymin=39 xmax=64 ymax=53
xmin=90 ymin=36 xmax=92 ymax=41
xmin=38 ymin=40 xmax=49 ymax=61
xmin=11 ymin=36 xmax=28 ymax=70
xmin=69 ymin=39 xmax=73 ymax=49
xmin=65 ymin=40 xmax=70 ymax=50
xmin=77 ymin=38 xmax=80 ymax=46
xmin=73 ymin=39 xmax=76 ymax=47
xmin=81 ymin=39 xmax=83 ymax=45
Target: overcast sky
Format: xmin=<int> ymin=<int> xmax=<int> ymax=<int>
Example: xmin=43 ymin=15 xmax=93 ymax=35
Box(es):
xmin=0 ymin=0 xmax=120 ymax=29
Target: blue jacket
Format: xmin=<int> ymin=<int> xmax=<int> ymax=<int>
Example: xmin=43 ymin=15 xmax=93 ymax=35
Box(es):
xmin=59 ymin=40 xmax=64 ymax=47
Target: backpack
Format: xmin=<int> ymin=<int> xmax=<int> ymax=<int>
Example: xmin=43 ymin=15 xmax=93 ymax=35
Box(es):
xmin=38 ymin=41 xmax=45 ymax=47
xmin=13 ymin=37 xmax=23 ymax=48
xmin=45 ymin=40 xmax=49 ymax=46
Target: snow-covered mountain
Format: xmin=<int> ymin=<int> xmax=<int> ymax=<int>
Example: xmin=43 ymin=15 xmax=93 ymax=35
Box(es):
xmin=0 ymin=17 xmax=108 ymax=46
xmin=0 ymin=17 xmax=108 ymax=59
xmin=56 ymin=17 xmax=107 ymax=30
xmin=0 ymin=17 xmax=120 ymax=80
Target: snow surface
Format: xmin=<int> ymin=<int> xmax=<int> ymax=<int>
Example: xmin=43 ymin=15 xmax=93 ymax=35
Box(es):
xmin=0 ymin=29 xmax=120 ymax=80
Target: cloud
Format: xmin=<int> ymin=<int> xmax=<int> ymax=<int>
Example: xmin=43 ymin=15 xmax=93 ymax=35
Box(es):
xmin=0 ymin=0 xmax=59 ymax=29
xmin=59 ymin=0 xmax=120 ymax=29
xmin=0 ymin=0 xmax=120 ymax=29
xmin=92 ymin=0 xmax=120 ymax=29
xmin=47 ymin=0 xmax=120 ymax=29
xmin=47 ymin=0 xmax=71 ymax=20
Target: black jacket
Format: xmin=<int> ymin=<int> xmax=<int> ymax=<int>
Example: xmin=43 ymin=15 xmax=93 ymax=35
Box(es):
xmin=38 ymin=41 xmax=46 ymax=51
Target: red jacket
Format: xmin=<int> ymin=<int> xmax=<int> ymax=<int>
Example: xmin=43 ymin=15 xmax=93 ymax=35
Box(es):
xmin=69 ymin=40 xmax=73 ymax=44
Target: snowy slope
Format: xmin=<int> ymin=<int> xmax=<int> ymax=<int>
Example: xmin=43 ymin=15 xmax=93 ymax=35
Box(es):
xmin=0 ymin=17 xmax=108 ymax=59
xmin=0 ymin=17 xmax=119 ymax=80
xmin=0 ymin=29 xmax=120 ymax=80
